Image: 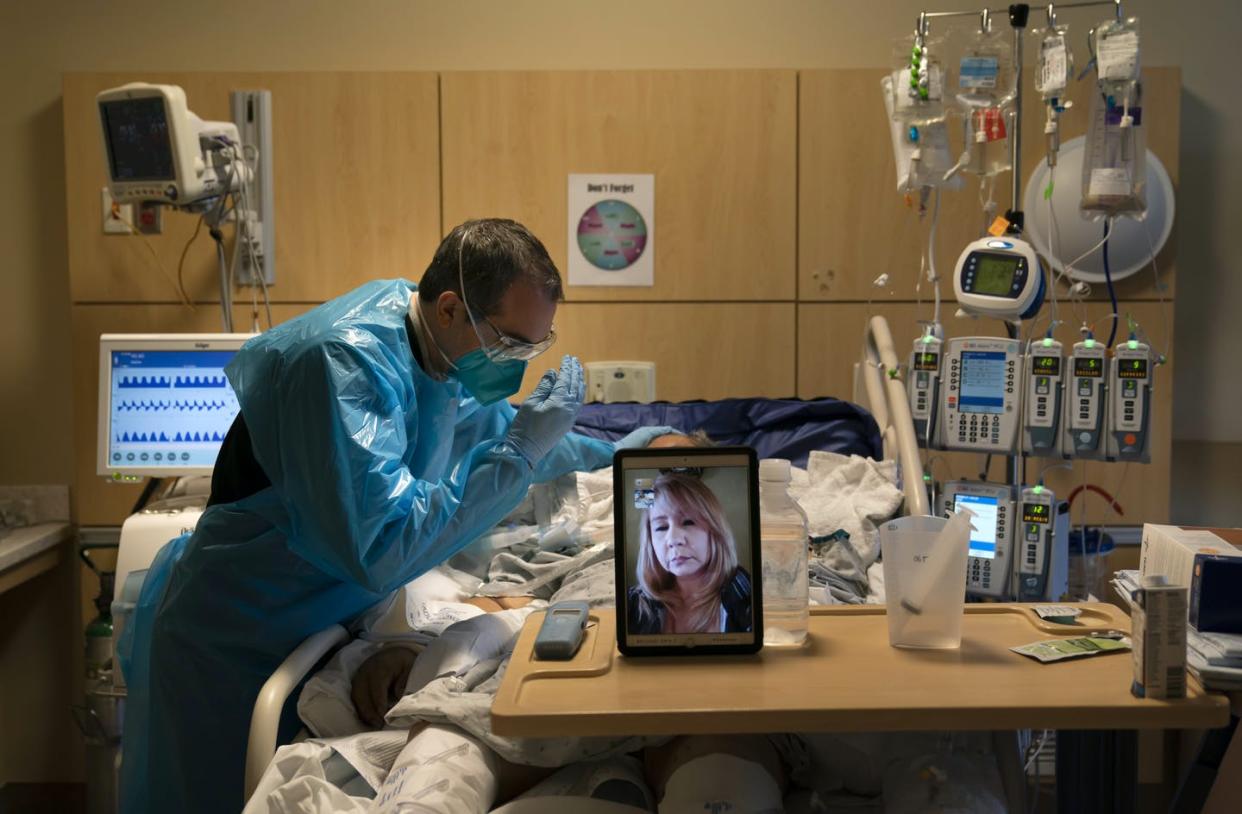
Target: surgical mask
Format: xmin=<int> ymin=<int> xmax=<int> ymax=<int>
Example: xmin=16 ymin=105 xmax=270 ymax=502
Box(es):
xmin=449 ymin=349 xmax=527 ymax=406
xmin=415 ymin=296 xmax=527 ymax=406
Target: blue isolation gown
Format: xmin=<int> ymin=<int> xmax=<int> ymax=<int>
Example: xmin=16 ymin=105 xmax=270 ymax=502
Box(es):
xmin=117 ymin=279 xmax=612 ymax=813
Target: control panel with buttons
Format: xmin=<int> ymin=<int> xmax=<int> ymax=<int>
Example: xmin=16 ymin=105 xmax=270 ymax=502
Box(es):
xmin=1107 ymin=340 xmax=1152 ymax=463
xmin=1063 ymin=340 xmax=1108 ymax=460
xmin=1023 ymin=339 xmax=1063 ymax=458
xmin=938 ymin=337 xmax=1023 ymax=454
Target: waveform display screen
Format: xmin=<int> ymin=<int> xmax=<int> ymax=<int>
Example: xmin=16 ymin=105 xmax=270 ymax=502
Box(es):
xmin=107 ymin=350 xmax=241 ymax=470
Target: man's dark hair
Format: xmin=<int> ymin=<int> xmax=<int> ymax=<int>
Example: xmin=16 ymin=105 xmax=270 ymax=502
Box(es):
xmin=418 ymin=219 xmax=563 ymax=317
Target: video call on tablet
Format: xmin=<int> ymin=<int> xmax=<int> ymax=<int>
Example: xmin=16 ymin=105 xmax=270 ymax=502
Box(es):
xmin=613 ymin=447 xmax=763 ymax=656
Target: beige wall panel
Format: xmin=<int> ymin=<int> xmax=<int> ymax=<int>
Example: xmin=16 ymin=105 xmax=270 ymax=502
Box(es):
xmin=441 ymin=71 xmax=797 ymax=301
xmin=799 ymin=302 xmax=1172 ymax=525
xmin=71 ymin=303 xmax=314 ymax=527
xmin=516 ymin=303 xmax=795 ymax=402
xmin=799 ymin=67 xmax=1179 ymax=303
xmin=63 ymin=72 xmax=440 ymax=304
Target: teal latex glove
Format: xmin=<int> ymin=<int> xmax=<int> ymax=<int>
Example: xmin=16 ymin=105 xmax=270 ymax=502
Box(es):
xmin=615 ymin=426 xmax=679 ymax=450
xmin=507 ymin=356 xmax=586 ymax=466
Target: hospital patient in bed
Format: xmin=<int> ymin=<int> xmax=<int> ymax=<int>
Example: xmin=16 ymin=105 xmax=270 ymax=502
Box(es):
xmin=251 ymin=429 xmax=1002 ymax=812
xmin=342 ymin=429 xmax=805 ymax=812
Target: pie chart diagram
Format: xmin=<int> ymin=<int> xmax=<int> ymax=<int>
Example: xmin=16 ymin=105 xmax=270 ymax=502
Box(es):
xmin=576 ymin=199 xmax=648 ymax=271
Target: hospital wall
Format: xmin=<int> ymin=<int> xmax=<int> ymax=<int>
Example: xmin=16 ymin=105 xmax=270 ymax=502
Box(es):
xmin=2 ymin=0 xmax=1240 ymax=788
xmin=59 ymin=65 xmax=1182 ymax=529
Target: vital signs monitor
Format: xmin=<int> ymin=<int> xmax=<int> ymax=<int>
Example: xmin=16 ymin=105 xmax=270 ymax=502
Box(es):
xmin=97 ymin=83 xmax=242 ymax=205
xmin=97 ymin=334 xmax=254 ymax=479
xmin=953 ymin=236 xmax=1045 ymax=320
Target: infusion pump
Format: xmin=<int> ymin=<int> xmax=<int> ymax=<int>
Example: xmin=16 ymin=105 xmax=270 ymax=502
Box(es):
xmin=940 ymin=481 xmax=1068 ymax=602
xmin=1023 ymin=338 xmax=1064 ymax=457
xmin=937 ymin=337 xmax=1023 ymax=454
xmin=940 ymin=481 xmax=1014 ymax=599
xmin=908 ymin=335 xmax=942 ymax=447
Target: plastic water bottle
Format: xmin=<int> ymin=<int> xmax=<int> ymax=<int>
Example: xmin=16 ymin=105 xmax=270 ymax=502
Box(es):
xmin=759 ymin=459 xmax=809 ymax=646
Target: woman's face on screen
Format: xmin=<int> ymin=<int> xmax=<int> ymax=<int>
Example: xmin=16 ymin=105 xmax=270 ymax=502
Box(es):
xmin=648 ymin=494 xmax=711 ymax=579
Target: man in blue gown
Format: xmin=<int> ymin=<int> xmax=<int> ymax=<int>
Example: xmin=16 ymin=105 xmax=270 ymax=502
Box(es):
xmin=118 ymin=219 xmax=666 ymax=812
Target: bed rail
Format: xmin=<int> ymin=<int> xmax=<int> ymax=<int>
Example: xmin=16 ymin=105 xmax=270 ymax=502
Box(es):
xmin=244 ymin=623 xmax=350 ymax=801
xmin=853 ymin=315 xmax=930 ymax=517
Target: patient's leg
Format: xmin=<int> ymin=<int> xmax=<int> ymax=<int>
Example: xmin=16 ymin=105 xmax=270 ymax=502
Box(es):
xmin=389 ymin=722 xmax=556 ymax=809
xmin=372 ymin=724 xmax=500 ymax=813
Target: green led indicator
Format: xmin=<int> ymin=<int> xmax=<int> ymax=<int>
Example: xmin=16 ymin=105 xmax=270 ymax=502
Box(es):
xmin=1128 ymin=339 xmax=1138 ymax=350
xmin=1084 ymin=339 xmax=1096 ymax=349
xmin=1042 ymin=337 xmax=1053 ymax=347
xmin=1034 ymin=485 xmax=1044 ymax=494
xmin=922 ymin=335 xmax=933 ymax=344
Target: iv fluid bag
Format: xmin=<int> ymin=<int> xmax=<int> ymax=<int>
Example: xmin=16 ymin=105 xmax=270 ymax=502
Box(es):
xmin=882 ymin=74 xmax=962 ymax=192
xmin=1034 ymin=26 xmax=1073 ymax=100
xmin=953 ymin=26 xmax=1016 ymax=111
xmin=1081 ymin=80 xmax=1147 ymax=218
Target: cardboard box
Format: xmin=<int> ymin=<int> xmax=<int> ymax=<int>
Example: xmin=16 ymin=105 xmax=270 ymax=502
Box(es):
xmin=1139 ymin=525 xmax=1241 ymax=598
xmin=1131 ymin=580 xmax=1188 ymax=699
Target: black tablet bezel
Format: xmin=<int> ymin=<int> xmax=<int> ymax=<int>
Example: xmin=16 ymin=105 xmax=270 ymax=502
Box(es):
xmin=613 ymin=446 xmax=763 ymax=656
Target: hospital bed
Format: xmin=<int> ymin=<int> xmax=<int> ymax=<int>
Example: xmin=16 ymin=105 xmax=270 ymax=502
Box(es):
xmin=242 ymin=347 xmax=927 ymax=805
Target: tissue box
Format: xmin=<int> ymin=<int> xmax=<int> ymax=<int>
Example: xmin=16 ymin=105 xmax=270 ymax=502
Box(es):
xmin=1190 ymin=554 xmax=1242 ymax=634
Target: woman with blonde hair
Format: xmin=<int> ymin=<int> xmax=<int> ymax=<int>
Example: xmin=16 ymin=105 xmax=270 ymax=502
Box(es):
xmin=627 ymin=472 xmax=752 ymax=634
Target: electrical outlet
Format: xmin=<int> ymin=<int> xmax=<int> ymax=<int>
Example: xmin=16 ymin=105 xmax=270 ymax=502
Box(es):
xmin=101 ymin=187 xmax=133 ymax=235
xmin=136 ymin=201 xmax=163 ymax=234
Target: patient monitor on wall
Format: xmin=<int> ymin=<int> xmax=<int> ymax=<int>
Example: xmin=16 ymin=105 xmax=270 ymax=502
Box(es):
xmin=97 ymin=82 xmax=244 ymax=206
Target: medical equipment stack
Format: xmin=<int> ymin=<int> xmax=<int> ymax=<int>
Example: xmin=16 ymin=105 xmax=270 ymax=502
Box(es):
xmin=758 ymin=458 xmax=809 ymax=647
xmin=79 ymin=334 xmax=246 ymax=812
xmin=876 ymin=2 xmax=1165 ymax=605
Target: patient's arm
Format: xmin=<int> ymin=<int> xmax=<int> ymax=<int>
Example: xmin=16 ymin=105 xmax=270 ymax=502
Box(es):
xmin=351 ymin=599 xmax=533 ymax=726
xmin=464 ymin=596 xmax=535 ymax=612
xmin=350 ymin=646 xmax=416 ymax=728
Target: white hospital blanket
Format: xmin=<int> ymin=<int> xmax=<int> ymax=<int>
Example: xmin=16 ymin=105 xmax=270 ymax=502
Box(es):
xmin=788 ymin=451 xmax=903 ymax=567
xmin=385 ymin=655 xmax=659 ymax=767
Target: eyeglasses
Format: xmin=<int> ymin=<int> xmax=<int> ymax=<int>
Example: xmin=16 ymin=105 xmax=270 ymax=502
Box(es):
xmin=473 ymin=313 xmax=557 ymax=362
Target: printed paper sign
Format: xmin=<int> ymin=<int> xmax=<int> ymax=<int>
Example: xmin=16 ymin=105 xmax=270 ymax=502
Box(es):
xmin=567 ymin=174 xmax=654 ymax=287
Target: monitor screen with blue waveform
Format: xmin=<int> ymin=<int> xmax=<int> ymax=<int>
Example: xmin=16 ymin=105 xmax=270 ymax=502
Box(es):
xmin=107 ymin=349 xmax=240 ymax=470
